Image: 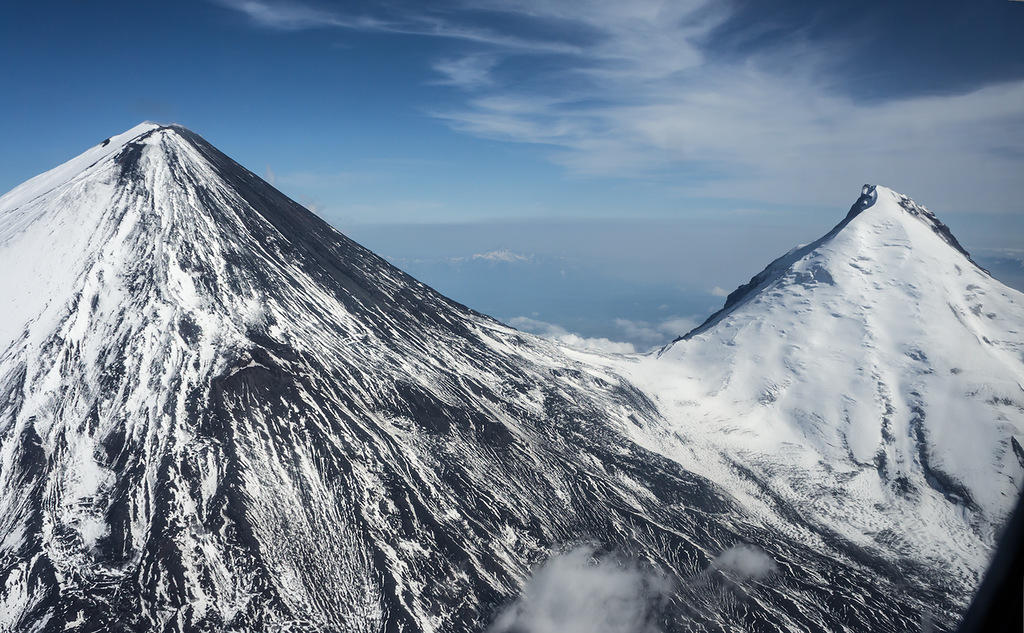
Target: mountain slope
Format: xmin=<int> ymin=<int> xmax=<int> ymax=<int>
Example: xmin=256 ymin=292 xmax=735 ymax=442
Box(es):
xmin=622 ymin=184 xmax=1024 ymax=597
xmin=0 ymin=124 xmax=674 ymax=632
xmin=0 ymin=127 xmax=1019 ymax=633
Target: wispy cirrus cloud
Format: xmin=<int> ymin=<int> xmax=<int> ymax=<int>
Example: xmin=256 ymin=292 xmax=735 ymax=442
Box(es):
xmin=215 ymin=0 xmax=1024 ymax=215
xmin=213 ymin=0 xmax=582 ymax=53
xmin=431 ymin=55 xmax=499 ymax=90
xmin=213 ymin=0 xmax=385 ymax=30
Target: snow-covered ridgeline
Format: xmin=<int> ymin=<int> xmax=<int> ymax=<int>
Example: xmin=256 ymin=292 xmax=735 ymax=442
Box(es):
xmin=1 ymin=126 xmax=1020 ymax=633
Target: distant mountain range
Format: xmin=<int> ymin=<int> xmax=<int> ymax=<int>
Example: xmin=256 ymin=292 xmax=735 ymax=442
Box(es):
xmin=1 ymin=124 xmax=1020 ymax=632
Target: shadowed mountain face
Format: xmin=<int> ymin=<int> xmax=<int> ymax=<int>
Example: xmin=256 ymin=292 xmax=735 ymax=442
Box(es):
xmin=0 ymin=125 xmax=1021 ymax=632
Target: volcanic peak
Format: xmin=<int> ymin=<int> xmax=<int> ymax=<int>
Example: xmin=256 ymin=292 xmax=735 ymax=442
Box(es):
xmin=676 ymin=184 xmax=982 ymax=342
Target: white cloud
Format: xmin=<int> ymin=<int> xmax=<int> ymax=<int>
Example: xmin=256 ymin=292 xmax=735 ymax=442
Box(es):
xmin=710 ymin=545 xmax=777 ymax=581
xmin=470 ymin=250 xmax=530 ymax=263
xmin=432 ymin=55 xmax=499 ymax=90
xmin=440 ymin=250 xmax=531 ymax=263
xmin=510 ymin=315 xmax=699 ymax=353
xmin=488 ymin=543 xmax=782 ymax=632
xmin=215 ymin=0 xmax=1024 ymax=216
xmin=215 ymin=0 xmax=580 ymax=54
xmin=613 ymin=316 xmax=698 ymax=348
xmin=213 ymin=0 xmax=382 ymax=30
xmin=442 ymin=49 xmax=1023 ymax=213
xmin=488 ymin=546 xmax=670 ymax=633
xmin=509 ymin=317 xmax=636 ymax=354
xmin=441 ymin=2 xmax=1022 ymax=215
xmin=710 ymin=286 xmax=729 ymax=297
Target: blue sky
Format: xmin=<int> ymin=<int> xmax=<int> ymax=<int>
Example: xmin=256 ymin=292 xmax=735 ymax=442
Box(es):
xmin=2 ymin=0 xmax=1023 ymax=350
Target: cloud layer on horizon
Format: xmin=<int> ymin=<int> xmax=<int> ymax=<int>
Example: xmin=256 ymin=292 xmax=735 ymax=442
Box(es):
xmin=509 ymin=314 xmax=700 ymax=354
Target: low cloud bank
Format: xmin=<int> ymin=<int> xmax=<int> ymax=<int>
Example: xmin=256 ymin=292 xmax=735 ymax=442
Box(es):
xmin=488 ymin=547 xmax=671 ymax=633
xmin=709 ymin=545 xmax=777 ymax=581
xmin=509 ymin=315 xmax=700 ymax=353
xmin=490 ymin=543 xmax=781 ymax=632
xmin=509 ymin=317 xmax=638 ymax=354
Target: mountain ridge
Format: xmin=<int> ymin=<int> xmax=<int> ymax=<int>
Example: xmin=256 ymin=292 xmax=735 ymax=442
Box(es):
xmin=675 ymin=184 xmax=985 ymax=345
xmin=0 ymin=124 xmax=1021 ymax=632
xmin=624 ymin=179 xmax=1024 ymax=594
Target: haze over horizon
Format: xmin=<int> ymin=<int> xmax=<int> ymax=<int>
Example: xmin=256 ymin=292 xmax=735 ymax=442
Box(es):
xmin=3 ymin=0 xmax=1022 ymax=349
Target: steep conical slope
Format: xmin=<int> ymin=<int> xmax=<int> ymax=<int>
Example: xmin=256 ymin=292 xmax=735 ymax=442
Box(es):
xmin=0 ymin=128 xmax=1013 ymax=633
xmin=0 ymin=125 xmax=668 ymax=632
xmin=0 ymin=124 xmax=685 ymax=632
xmin=622 ymin=184 xmax=1024 ymax=611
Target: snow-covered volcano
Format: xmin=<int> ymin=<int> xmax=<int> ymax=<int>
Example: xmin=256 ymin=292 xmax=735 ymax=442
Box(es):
xmin=0 ymin=125 xmax=1020 ymax=633
xmin=621 ymin=184 xmax=1024 ymax=593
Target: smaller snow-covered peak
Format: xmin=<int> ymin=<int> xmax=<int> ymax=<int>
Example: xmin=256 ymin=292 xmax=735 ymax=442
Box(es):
xmin=857 ymin=185 xmax=974 ymax=260
xmin=846 ymin=183 xmax=879 ymax=218
xmin=818 ymin=184 xmax=972 ymax=263
xmin=820 ymin=184 xmax=972 ymax=265
xmin=639 ymin=184 xmax=1024 ymax=575
xmin=673 ymin=184 xmax=982 ymax=343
